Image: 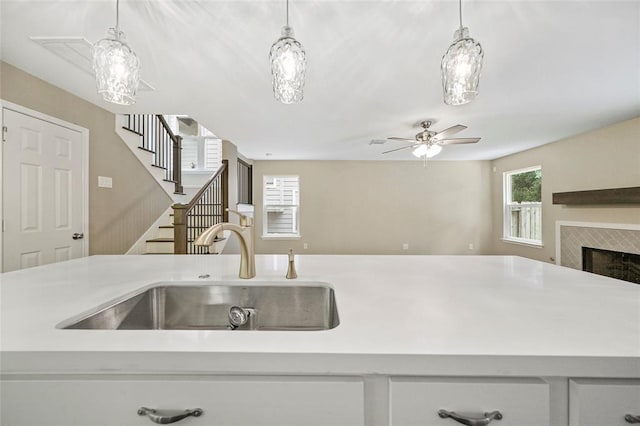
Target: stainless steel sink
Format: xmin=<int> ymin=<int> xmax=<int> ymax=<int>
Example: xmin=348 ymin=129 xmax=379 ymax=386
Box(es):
xmin=57 ymin=283 xmax=339 ymax=331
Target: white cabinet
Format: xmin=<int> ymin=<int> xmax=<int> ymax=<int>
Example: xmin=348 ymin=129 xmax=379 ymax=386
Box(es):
xmin=390 ymin=377 xmax=551 ymax=426
xmin=1 ymin=375 xmax=364 ymax=426
xmin=569 ymin=379 xmax=640 ymax=426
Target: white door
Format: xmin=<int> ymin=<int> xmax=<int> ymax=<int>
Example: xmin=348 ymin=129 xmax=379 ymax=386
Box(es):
xmin=2 ymin=108 xmax=85 ymax=272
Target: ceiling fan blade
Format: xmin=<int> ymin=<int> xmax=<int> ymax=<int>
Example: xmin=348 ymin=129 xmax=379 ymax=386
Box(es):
xmin=382 ymin=144 xmax=418 ymax=154
xmin=438 ymin=137 xmax=481 ymax=145
xmin=432 ymin=124 xmax=467 ymax=140
xmin=387 ymin=137 xmax=415 ymax=142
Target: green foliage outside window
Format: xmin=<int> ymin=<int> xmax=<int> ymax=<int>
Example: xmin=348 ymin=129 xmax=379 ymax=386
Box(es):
xmin=511 ymin=170 xmax=542 ymax=203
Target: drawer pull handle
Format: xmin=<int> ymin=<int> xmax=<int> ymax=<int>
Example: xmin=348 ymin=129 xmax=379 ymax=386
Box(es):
xmin=626 ymin=414 xmax=640 ymax=424
xmin=438 ymin=409 xmax=503 ymax=426
xmin=137 ymin=407 xmax=203 ymax=424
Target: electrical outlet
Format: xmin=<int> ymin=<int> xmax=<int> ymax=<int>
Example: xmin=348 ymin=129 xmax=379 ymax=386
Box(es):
xmin=303 ymin=243 xmax=308 ymax=250
xmin=402 ymin=243 xmax=409 ymax=250
xmin=468 ymin=243 xmax=474 ymax=250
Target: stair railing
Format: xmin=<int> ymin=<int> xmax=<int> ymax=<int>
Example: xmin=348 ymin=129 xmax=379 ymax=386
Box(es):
xmin=123 ymin=114 xmax=183 ymax=194
xmin=173 ymin=160 xmax=229 ymax=254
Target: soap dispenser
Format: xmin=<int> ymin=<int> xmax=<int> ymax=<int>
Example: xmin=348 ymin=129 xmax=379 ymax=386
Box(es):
xmin=286 ymin=248 xmax=297 ymax=279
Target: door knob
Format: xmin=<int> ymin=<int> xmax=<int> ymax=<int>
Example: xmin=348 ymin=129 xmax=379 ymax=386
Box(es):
xmin=72 ymin=233 xmax=84 ymax=240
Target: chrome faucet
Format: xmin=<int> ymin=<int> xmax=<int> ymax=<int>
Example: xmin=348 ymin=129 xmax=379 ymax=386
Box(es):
xmin=193 ymin=209 xmax=256 ymax=279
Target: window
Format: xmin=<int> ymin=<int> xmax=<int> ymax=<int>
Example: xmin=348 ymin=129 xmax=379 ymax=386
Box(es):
xmin=503 ymin=166 xmax=542 ymax=245
xmin=263 ymin=176 xmax=300 ymax=238
xmin=181 ymin=137 xmax=222 ymax=171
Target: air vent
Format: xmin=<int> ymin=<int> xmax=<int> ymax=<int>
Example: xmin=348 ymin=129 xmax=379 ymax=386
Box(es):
xmin=30 ymin=37 xmax=154 ymax=91
xmin=369 ymin=139 xmax=387 ymax=145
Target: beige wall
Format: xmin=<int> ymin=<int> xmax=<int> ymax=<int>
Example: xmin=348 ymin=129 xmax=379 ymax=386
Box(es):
xmin=253 ymin=160 xmax=492 ymax=255
xmin=490 ymin=117 xmax=640 ymax=262
xmin=1 ymin=62 xmax=172 ymax=254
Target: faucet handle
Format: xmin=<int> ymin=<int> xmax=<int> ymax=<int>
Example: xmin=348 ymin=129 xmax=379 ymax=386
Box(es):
xmin=226 ymin=209 xmax=253 ymax=226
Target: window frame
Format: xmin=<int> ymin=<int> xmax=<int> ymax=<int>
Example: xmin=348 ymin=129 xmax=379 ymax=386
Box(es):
xmin=262 ymin=175 xmax=301 ymax=239
xmin=502 ymin=165 xmax=543 ymax=247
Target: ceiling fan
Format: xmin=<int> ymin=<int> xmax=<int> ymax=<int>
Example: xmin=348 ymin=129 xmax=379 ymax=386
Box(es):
xmin=382 ymin=120 xmax=480 ymax=158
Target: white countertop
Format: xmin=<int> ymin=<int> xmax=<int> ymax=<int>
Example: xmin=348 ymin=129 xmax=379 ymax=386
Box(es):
xmin=1 ymin=255 xmax=639 ymax=377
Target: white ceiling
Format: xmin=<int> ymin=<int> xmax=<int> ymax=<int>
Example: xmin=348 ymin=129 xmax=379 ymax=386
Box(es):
xmin=1 ymin=0 xmax=639 ymax=161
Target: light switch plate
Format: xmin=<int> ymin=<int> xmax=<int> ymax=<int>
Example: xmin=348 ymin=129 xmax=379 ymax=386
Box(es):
xmin=98 ymin=176 xmax=113 ymax=188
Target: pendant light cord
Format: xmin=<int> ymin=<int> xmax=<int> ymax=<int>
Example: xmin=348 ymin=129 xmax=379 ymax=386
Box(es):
xmin=115 ymin=0 xmax=120 ymax=30
xmin=286 ymin=0 xmax=289 ymax=27
xmin=458 ymin=0 xmax=463 ymax=30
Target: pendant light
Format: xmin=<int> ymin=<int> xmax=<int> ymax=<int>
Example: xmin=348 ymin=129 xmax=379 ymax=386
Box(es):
xmin=269 ymin=0 xmax=307 ymax=104
xmin=441 ymin=0 xmax=484 ymax=106
xmin=92 ymin=0 xmax=140 ymax=105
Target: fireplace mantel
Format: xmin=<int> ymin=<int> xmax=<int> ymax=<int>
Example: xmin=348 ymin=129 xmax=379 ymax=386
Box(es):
xmin=552 ymin=186 xmax=640 ymax=205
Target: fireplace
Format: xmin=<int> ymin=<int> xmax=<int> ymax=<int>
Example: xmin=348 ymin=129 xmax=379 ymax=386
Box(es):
xmin=582 ymin=247 xmax=640 ymax=284
xmin=556 ymin=221 xmax=640 ymax=282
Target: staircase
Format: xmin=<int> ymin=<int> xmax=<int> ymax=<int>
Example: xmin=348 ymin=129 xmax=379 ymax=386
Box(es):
xmin=172 ymin=160 xmax=229 ymax=254
xmin=118 ymin=114 xmax=229 ymax=255
xmin=142 ymin=208 xmax=228 ymax=255
xmin=144 ymin=220 xmax=178 ymax=254
xmin=116 ymin=114 xmax=188 ymax=203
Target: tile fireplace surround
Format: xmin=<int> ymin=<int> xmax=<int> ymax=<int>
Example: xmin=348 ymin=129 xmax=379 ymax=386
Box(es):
xmin=556 ymin=221 xmax=640 ymax=270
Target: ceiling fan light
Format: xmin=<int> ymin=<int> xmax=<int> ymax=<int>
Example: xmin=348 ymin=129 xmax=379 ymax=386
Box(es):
xmin=270 ymin=26 xmax=307 ymax=104
xmin=426 ymin=144 xmax=443 ymax=158
xmin=93 ymin=28 xmax=140 ymax=105
xmin=413 ymin=144 xmax=443 ymax=158
xmin=412 ymin=144 xmax=429 ymax=158
xmin=441 ymin=27 xmax=484 ymax=106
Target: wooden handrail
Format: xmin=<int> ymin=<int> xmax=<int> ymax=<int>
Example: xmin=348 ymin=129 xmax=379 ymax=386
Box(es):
xmin=156 ymin=114 xmax=178 ymax=141
xmin=172 ymin=160 xmax=229 ymax=254
xmin=185 ymin=160 xmax=228 ymax=213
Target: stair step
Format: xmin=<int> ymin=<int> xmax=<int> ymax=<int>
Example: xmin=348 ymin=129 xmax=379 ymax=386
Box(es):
xmin=152 ymin=164 xmax=167 ymax=170
xmin=145 ymin=239 xmax=174 ymax=254
xmin=146 ymin=238 xmax=173 ymax=243
xmin=158 ymin=226 xmax=174 ymax=239
xmin=137 ymin=146 xmax=155 ymax=154
xmin=122 ymin=126 xmax=143 ymax=137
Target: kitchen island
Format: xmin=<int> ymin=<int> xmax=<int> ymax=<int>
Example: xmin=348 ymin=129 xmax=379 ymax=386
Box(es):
xmin=1 ymin=255 xmax=639 ymax=425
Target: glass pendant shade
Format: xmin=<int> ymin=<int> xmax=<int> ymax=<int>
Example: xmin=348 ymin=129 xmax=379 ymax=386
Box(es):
xmin=93 ymin=28 xmax=140 ymax=105
xmin=270 ymin=26 xmax=307 ymax=104
xmin=412 ymin=144 xmax=442 ymax=158
xmin=441 ymin=27 xmax=484 ymax=106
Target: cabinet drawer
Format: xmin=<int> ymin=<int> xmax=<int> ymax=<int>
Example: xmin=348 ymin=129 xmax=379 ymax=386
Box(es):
xmin=1 ymin=375 xmax=364 ymax=426
xmin=390 ymin=377 xmax=550 ymax=426
xmin=570 ymin=378 xmax=640 ymax=426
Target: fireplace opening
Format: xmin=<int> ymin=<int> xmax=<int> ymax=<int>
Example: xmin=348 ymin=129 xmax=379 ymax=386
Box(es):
xmin=582 ymin=247 xmax=640 ymax=284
